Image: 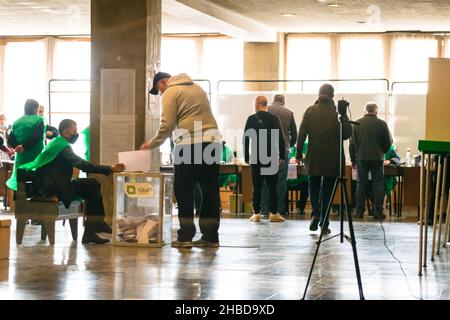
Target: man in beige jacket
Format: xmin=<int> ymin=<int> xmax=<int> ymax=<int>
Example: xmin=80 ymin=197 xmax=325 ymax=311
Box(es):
xmin=141 ymin=72 xmax=221 ymax=248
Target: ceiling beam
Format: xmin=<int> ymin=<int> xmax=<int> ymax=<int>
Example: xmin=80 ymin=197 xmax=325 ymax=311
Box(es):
xmin=163 ymin=0 xmax=277 ymax=42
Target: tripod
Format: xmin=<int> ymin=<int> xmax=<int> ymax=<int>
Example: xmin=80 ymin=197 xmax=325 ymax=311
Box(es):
xmin=302 ymin=115 xmax=365 ymax=300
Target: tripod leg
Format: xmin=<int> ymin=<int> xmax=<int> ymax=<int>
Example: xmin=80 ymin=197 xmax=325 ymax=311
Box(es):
xmin=342 ymin=182 xmax=365 ymax=300
xmin=302 ymin=178 xmax=339 ymax=300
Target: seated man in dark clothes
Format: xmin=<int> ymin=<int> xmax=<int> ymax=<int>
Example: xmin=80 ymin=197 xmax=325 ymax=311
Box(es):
xmin=21 ymin=119 xmax=125 ymax=244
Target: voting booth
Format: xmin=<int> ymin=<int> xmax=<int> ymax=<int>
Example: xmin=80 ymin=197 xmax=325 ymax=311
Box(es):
xmin=112 ymin=172 xmax=173 ymax=248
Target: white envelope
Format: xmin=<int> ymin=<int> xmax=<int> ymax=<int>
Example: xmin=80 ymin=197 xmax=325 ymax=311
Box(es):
xmin=118 ymin=150 xmax=152 ymax=172
xmin=288 ymin=164 xmax=298 ymax=180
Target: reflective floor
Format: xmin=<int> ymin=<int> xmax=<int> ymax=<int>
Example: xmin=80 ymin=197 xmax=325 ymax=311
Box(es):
xmin=0 ymin=210 xmax=449 ymax=300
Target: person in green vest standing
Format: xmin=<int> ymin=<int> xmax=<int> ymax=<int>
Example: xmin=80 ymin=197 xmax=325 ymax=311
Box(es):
xmin=80 ymin=126 xmax=90 ymax=161
xmin=287 ymin=141 xmax=310 ymax=215
xmin=6 ymin=99 xmax=45 ymax=191
xmin=384 ymin=144 xmax=401 ymax=197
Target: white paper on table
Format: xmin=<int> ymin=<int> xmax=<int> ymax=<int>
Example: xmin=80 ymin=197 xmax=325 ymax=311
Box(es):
xmin=288 ymin=164 xmax=298 ymax=180
xmin=118 ymin=150 xmax=152 ymax=172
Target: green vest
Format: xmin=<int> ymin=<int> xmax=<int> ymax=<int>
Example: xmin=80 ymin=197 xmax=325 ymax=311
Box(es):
xmin=288 ymin=142 xmax=309 ymax=187
xmin=81 ymin=126 xmax=90 ymax=161
xmin=19 ymin=136 xmax=70 ymax=171
xmin=6 ymin=115 xmax=45 ymax=191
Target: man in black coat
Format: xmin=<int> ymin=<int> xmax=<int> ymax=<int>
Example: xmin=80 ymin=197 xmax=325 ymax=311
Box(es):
xmin=33 ymin=119 xmax=124 ymax=244
xmin=296 ymin=84 xmax=353 ymax=234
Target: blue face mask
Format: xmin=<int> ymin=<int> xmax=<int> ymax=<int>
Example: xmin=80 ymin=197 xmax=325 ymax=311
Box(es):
xmin=68 ymin=133 xmax=79 ymax=144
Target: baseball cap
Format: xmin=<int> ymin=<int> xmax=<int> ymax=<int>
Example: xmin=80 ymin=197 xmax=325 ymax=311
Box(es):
xmin=149 ymin=72 xmax=171 ymax=95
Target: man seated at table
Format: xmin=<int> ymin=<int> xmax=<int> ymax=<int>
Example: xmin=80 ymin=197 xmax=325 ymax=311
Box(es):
xmin=20 ymin=119 xmax=125 ymax=244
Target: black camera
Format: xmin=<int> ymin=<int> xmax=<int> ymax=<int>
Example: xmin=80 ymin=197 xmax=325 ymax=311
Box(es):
xmin=337 ymin=99 xmax=350 ymax=116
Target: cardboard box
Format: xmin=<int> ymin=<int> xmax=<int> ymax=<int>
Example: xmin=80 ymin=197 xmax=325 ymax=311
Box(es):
xmin=0 ymin=219 xmax=11 ymax=260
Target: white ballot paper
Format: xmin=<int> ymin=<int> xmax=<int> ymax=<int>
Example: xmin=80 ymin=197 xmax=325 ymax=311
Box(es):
xmin=118 ymin=150 xmax=152 ymax=172
xmin=288 ymin=164 xmax=298 ymax=180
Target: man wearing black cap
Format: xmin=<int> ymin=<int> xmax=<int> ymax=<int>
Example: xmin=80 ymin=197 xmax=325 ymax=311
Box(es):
xmin=142 ymin=72 xmax=221 ymax=248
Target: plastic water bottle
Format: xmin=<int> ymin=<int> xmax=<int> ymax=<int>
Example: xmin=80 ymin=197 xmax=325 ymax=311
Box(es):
xmin=406 ymin=148 xmax=412 ymax=167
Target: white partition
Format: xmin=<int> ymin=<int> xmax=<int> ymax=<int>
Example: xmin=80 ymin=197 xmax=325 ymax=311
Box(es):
xmin=214 ymin=92 xmax=390 ymax=161
xmin=391 ymin=94 xmax=427 ymax=159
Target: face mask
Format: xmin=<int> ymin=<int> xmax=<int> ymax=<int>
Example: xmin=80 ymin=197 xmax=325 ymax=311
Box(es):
xmin=68 ymin=133 xmax=79 ymax=144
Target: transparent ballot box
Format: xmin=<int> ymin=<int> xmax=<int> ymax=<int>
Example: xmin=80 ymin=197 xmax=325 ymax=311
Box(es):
xmin=113 ymin=173 xmax=173 ymax=247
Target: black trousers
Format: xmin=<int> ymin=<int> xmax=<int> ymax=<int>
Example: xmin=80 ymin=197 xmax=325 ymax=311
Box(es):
xmin=72 ymin=178 xmax=105 ymax=218
xmin=251 ymin=165 xmax=278 ymax=214
xmin=174 ymin=143 xmax=221 ymax=242
xmin=289 ymin=181 xmax=309 ymax=211
xmin=309 ymin=176 xmax=336 ymax=227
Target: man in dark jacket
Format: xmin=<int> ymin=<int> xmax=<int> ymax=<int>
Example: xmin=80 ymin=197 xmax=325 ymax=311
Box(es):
xmin=244 ymin=96 xmax=286 ymax=223
xmin=350 ymin=103 xmax=392 ymax=219
xmin=24 ymin=119 xmax=124 ymax=244
xmin=261 ymin=94 xmax=297 ymax=216
xmin=296 ymin=84 xmax=352 ymax=234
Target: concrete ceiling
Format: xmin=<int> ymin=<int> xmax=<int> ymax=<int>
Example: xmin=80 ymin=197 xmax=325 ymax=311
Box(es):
xmin=0 ymin=0 xmax=449 ymax=37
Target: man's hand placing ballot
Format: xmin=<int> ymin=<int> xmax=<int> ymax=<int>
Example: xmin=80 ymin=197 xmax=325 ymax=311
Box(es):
xmin=111 ymin=163 xmax=125 ymax=173
xmin=140 ymin=142 xmax=151 ymax=150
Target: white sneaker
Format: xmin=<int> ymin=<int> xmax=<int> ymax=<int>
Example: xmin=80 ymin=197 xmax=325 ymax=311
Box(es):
xmin=249 ymin=213 xmax=261 ymax=222
xmin=269 ymin=213 xmax=285 ymax=222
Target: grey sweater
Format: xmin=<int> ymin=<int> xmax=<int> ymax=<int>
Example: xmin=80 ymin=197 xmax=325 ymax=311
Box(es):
xmin=349 ymin=114 xmax=393 ymax=162
xmin=148 ymin=74 xmax=219 ymax=149
xmin=268 ymin=102 xmax=297 ymax=154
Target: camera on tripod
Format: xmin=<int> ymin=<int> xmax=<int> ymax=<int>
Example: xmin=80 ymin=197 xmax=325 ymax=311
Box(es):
xmin=337 ymin=99 xmax=350 ymax=117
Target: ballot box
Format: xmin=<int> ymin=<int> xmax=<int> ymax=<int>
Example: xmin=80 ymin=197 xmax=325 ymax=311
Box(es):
xmin=113 ymin=173 xmax=173 ymax=248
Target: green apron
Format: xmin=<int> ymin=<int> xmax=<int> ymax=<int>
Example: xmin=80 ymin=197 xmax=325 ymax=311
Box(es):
xmin=287 ymin=142 xmax=309 ymax=188
xmin=6 ymin=115 xmax=45 ymax=191
xmin=384 ymin=145 xmax=397 ymax=196
xmin=19 ymin=136 xmax=70 ymax=171
xmin=219 ymin=145 xmax=237 ymax=187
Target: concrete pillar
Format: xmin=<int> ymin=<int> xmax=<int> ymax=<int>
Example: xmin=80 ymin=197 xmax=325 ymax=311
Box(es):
xmin=90 ymin=0 xmax=161 ymax=222
xmin=243 ymin=41 xmax=280 ymax=91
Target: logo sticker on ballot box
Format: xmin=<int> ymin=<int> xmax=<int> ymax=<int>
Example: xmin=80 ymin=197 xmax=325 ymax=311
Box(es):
xmin=125 ymin=183 xmax=154 ymax=198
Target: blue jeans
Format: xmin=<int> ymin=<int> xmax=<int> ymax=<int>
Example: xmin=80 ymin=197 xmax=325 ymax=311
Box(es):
xmin=356 ymin=161 xmax=384 ymax=216
xmin=261 ymin=152 xmax=289 ymax=214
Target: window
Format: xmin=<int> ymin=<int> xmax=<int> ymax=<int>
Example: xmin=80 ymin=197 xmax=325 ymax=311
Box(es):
xmin=51 ymin=40 xmax=91 ymax=143
xmin=392 ymin=38 xmax=437 ymax=82
xmin=3 ymin=41 xmax=47 ymax=124
xmin=338 ymin=37 xmax=385 ymax=92
xmin=202 ymin=38 xmax=244 ymax=92
xmin=286 ymin=37 xmax=332 ymax=92
xmin=53 ymin=40 xmax=91 ymax=79
xmin=161 ymin=38 xmax=199 ymax=77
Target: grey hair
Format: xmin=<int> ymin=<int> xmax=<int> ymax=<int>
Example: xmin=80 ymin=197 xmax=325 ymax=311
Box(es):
xmin=318 ymin=84 xmax=334 ymax=99
xmin=273 ymin=94 xmax=285 ymax=104
xmin=365 ymin=102 xmax=378 ymax=113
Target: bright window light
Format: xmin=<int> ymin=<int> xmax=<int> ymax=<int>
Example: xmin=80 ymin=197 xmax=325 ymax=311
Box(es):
xmin=161 ymin=38 xmax=199 ymax=77
xmin=392 ymin=38 xmax=437 ymax=82
xmin=286 ymin=37 xmax=332 ymax=92
xmin=339 ymin=37 xmax=385 ymax=92
xmin=3 ymin=41 xmax=47 ymax=125
xmin=53 ymin=40 xmax=91 ymax=79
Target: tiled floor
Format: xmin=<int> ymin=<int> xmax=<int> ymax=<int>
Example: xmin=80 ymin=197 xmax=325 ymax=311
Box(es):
xmin=0 ymin=210 xmax=449 ymax=300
